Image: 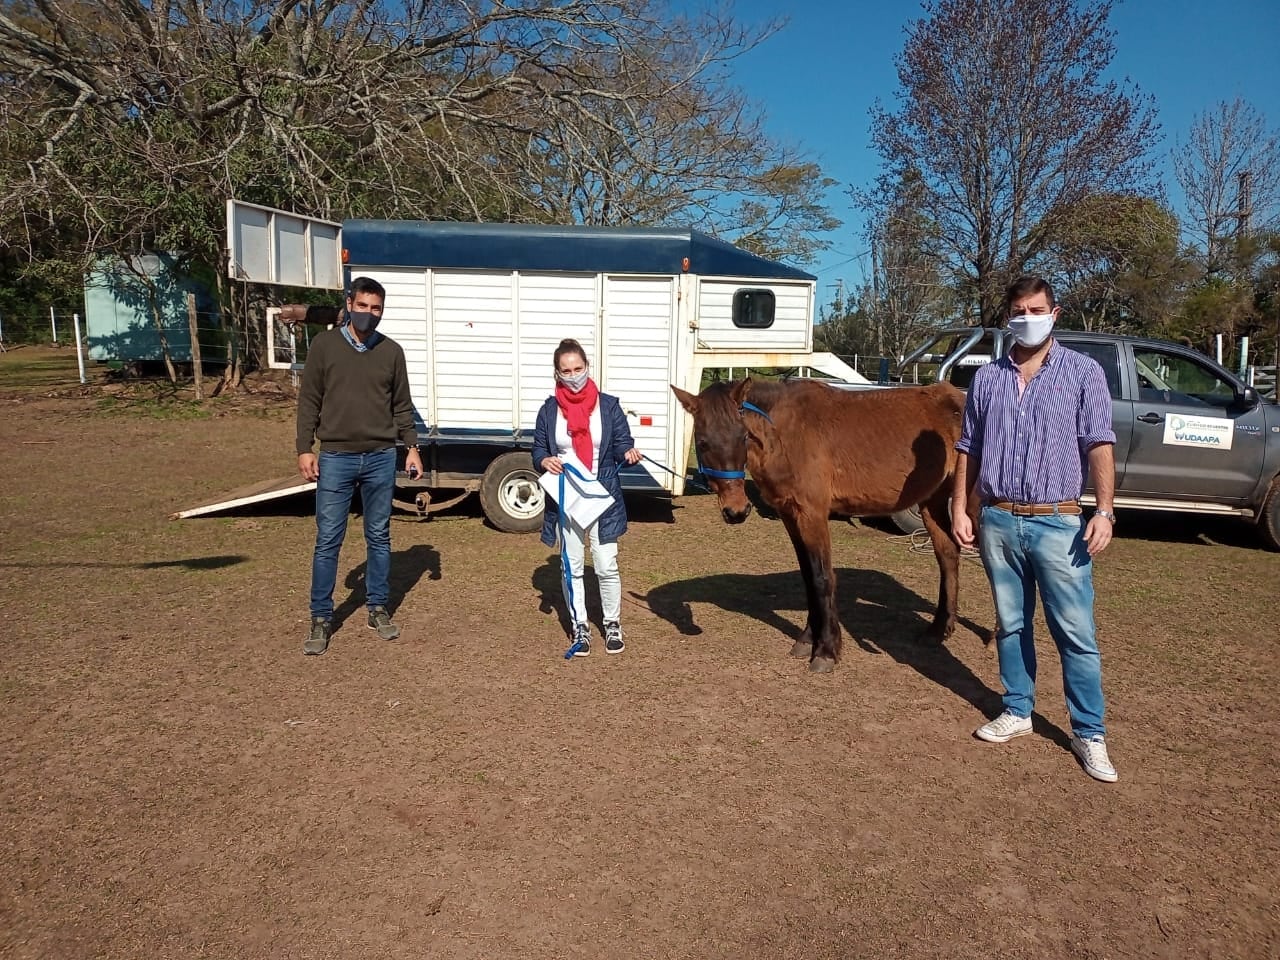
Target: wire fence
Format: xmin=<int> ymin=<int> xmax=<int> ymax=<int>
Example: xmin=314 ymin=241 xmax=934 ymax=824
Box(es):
xmin=0 ymin=306 xmax=276 ymax=385
xmin=1251 ymin=365 xmax=1277 ymax=400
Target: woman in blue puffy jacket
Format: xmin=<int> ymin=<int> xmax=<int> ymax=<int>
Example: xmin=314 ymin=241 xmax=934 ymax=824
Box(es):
xmin=531 ymin=339 xmax=641 ymax=657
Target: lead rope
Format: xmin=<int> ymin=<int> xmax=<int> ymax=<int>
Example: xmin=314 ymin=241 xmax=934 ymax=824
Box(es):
xmin=558 ymin=462 xmax=593 ymax=659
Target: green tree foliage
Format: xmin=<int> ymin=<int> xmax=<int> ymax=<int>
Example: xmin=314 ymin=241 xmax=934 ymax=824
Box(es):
xmin=1041 ymin=193 xmax=1190 ymax=333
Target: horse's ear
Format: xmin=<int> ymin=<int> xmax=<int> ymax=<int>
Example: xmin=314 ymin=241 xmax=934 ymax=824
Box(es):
xmin=728 ymin=377 xmax=753 ymax=407
xmin=671 ymin=384 xmax=698 ymax=415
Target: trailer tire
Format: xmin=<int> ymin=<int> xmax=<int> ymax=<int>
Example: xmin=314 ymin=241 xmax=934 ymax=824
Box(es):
xmin=479 ymin=452 xmax=545 ymax=534
xmin=890 ymin=504 xmax=925 ymax=535
xmin=1259 ymin=477 xmax=1280 ymax=552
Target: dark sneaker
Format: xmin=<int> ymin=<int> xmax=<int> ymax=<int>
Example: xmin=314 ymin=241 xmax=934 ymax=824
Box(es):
xmin=304 ymin=617 xmax=332 ymax=656
xmin=367 ymin=606 xmax=401 ymax=641
xmin=570 ymin=622 xmax=591 ymax=658
xmin=604 ymin=621 xmax=624 ymax=654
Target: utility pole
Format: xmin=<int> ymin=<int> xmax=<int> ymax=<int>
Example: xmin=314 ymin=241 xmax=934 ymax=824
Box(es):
xmin=1236 ymin=170 xmax=1253 ymax=238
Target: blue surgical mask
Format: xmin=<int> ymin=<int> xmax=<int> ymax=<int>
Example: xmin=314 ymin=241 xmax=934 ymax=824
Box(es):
xmin=347 ymin=310 xmax=380 ymax=334
xmin=1007 ymin=313 xmax=1055 ymax=348
xmin=559 ymin=369 xmax=589 ymax=393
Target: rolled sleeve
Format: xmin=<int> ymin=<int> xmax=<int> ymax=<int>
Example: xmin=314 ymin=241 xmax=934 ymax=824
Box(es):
xmin=956 ymin=379 xmax=984 ymax=456
xmin=1078 ymin=361 xmax=1116 ymax=447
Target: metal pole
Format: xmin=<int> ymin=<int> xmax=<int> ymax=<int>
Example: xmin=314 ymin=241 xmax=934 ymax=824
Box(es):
xmin=1239 ymin=336 xmax=1250 ymax=379
xmin=50 ymin=305 xmax=58 ymax=345
xmin=73 ymin=312 xmax=86 ymax=384
xmin=1215 ymin=333 xmax=1223 ymax=365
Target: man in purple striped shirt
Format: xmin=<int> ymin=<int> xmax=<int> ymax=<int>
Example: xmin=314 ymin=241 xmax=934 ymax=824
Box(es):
xmin=951 ymin=276 xmax=1120 ymax=783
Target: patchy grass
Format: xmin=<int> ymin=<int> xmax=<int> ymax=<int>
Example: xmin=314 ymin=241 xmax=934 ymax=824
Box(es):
xmin=0 ymin=345 xmax=90 ymax=391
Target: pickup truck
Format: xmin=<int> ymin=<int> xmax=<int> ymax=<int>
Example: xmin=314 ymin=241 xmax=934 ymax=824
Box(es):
xmin=880 ymin=327 xmax=1280 ymax=550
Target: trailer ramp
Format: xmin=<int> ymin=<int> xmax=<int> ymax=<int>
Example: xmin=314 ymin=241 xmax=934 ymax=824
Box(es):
xmin=171 ymin=475 xmax=315 ymax=519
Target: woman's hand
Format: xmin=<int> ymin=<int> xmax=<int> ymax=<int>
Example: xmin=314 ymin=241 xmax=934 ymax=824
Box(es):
xmin=623 ymin=447 xmax=642 ymax=465
xmin=540 ymin=456 xmax=563 ymax=475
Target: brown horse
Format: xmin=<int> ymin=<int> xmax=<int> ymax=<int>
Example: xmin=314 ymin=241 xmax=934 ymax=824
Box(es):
xmin=672 ymin=378 xmax=981 ymax=673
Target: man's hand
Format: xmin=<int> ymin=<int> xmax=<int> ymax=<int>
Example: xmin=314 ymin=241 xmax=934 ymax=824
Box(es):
xmin=405 ymin=447 xmax=424 ymax=480
xmin=623 ymin=447 xmax=642 ymax=465
xmin=951 ymin=500 xmax=975 ymax=549
xmin=1083 ymin=514 xmax=1114 ymax=556
xmin=298 ymin=452 xmax=319 ymax=481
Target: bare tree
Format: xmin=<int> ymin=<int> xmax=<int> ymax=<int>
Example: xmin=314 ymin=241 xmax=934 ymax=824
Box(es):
xmin=859 ymin=170 xmax=957 ymax=357
xmin=865 ymin=0 xmax=1159 ymax=325
xmin=1172 ymin=98 xmax=1280 ymax=277
xmin=0 ymin=1 xmax=834 ymax=258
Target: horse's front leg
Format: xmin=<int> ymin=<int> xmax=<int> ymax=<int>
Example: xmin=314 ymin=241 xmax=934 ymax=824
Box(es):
xmin=919 ymin=492 xmax=960 ymax=643
xmin=782 ymin=514 xmax=819 ymax=660
xmin=785 ymin=511 xmax=840 ymax=673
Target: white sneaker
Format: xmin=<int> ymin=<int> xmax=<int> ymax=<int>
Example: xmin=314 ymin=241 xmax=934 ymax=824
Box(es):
xmin=974 ymin=711 xmax=1033 ymax=743
xmin=1071 ymin=735 xmax=1118 ymax=783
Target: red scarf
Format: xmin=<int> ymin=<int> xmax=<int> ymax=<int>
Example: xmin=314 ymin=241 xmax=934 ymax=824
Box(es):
xmin=555 ymin=378 xmax=600 ymax=472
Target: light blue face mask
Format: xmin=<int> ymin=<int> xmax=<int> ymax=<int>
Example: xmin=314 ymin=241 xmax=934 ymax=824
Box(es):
xmin=559 ymin=369 xmax=589 ymax=393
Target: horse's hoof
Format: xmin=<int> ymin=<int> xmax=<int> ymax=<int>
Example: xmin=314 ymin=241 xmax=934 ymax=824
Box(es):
xmin=789 ymin=640 xmax=813 ymax=659
xmin=808 ymin=657 xmax=836 ymax=674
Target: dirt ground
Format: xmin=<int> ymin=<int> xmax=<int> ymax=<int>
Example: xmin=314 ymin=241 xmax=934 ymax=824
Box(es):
xmin=2 ymin=351 xmax=1279 ymax=959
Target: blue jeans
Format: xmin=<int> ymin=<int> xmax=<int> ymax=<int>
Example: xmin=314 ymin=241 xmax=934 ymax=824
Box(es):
xmin=978 ymin=505 xmax=1107 ymax=739
xmin=310 ymin=448 xmax=396 ymax=620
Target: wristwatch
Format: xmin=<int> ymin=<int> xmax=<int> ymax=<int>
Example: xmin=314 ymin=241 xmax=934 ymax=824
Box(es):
xmin=1094 ymin=509 xmax=1117 ymax=523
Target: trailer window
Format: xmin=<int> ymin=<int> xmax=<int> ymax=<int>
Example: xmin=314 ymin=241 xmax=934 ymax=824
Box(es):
xmin=733 ymin=289 xmax=775 ymax=328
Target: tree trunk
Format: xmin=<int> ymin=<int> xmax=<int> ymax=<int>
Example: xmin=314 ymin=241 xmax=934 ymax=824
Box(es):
xmin=148 ymin=289 xmax=178 ymax=384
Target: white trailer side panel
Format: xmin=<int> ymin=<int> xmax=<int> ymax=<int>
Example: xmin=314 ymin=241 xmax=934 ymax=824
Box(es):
xmin=517 ymin=273 xmax=598 ymax=429
xmin=603 ymin=276 xmax=676 ymax=489
xmin=432 ymin=271 xmax=516 ymax=430
xmin=695 ymin=279 xmax=813 ymax=350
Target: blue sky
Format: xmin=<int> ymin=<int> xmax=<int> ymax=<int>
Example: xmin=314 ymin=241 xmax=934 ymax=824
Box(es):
xmin=725 ymin=0 xmax=1280 ymax=292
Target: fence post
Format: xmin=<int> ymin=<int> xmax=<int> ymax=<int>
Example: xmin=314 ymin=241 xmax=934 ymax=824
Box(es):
xmin=0 ymin=310 xmax=6 ymax=352
xmin=186 ymin=292 xmax=204 ymax=400
xmin=50 ymin=305 xmax=58 ymax=345
xmin=72 ymin=312 xmax=86 ymax=384
xmin=1239 ymin=336 xmax=1249 ymax=380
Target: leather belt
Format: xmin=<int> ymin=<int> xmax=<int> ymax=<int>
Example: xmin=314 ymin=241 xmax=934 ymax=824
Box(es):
xmin=990 ymin=500 xmax=1082 ymax=516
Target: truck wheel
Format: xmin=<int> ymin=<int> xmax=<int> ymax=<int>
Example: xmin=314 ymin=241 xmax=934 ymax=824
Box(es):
xmin=891 ymin=504 xmax=925 ymax=535
xmin=479 ymin=452 xmax=545 ymax=534
xmin=1259 ymin=478 xmax=1280 ymax=551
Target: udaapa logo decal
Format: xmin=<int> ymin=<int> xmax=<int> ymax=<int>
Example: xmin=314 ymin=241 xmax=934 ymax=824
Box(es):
xmin=1162 ymin=414 xmax=1234 ymax=450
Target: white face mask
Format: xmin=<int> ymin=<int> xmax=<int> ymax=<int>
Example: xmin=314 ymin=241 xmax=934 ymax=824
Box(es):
xmin=1007 ymin=313 xmax=1055 ymax=348
xmin=559 ymin=369 xmax=589 ymax=393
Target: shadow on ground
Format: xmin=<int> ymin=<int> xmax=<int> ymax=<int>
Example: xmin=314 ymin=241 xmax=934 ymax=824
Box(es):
xmin=633 ymin=565 xmax=1006 ymax=717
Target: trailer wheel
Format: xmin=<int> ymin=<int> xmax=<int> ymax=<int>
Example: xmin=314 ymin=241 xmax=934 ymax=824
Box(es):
xmin=1259 ymin=477 xmax=1280 ymax=552
xmin=479 ymin=452 xmax=545 ymax=534
xmin=890 ymin=504 xmax=925 ymax=535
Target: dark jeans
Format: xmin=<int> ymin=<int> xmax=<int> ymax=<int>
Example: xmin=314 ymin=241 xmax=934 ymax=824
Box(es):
xmin=310 ymin=448 xmax=396 ymax=620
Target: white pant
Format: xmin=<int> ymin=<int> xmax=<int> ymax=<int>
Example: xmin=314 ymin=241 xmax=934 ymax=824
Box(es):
xmin=560 ymin=520 xmax=621 ymax=626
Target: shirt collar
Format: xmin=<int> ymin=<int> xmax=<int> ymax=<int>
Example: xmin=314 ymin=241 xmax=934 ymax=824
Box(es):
xmin=1001 ymin=336 xmax=1059 ymax=367
xmin=340 ymin=322 xmax=380 ymax=352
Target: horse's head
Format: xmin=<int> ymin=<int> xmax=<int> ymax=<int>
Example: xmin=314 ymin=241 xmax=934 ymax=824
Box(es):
xmin=671 ymin=381 xmax=753 ymax=524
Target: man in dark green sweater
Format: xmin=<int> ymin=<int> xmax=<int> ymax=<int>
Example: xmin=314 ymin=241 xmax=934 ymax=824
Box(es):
xmin=283 ymin=276 xmax=423 ymax=655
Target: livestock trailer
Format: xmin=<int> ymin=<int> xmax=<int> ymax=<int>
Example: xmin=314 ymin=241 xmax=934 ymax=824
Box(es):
xmin=176 ymin=202 xmax=865 ymax=530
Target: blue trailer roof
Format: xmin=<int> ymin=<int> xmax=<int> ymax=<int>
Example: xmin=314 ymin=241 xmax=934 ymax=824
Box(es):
xmin=341 ymin=220 xmax=815 ymax=282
